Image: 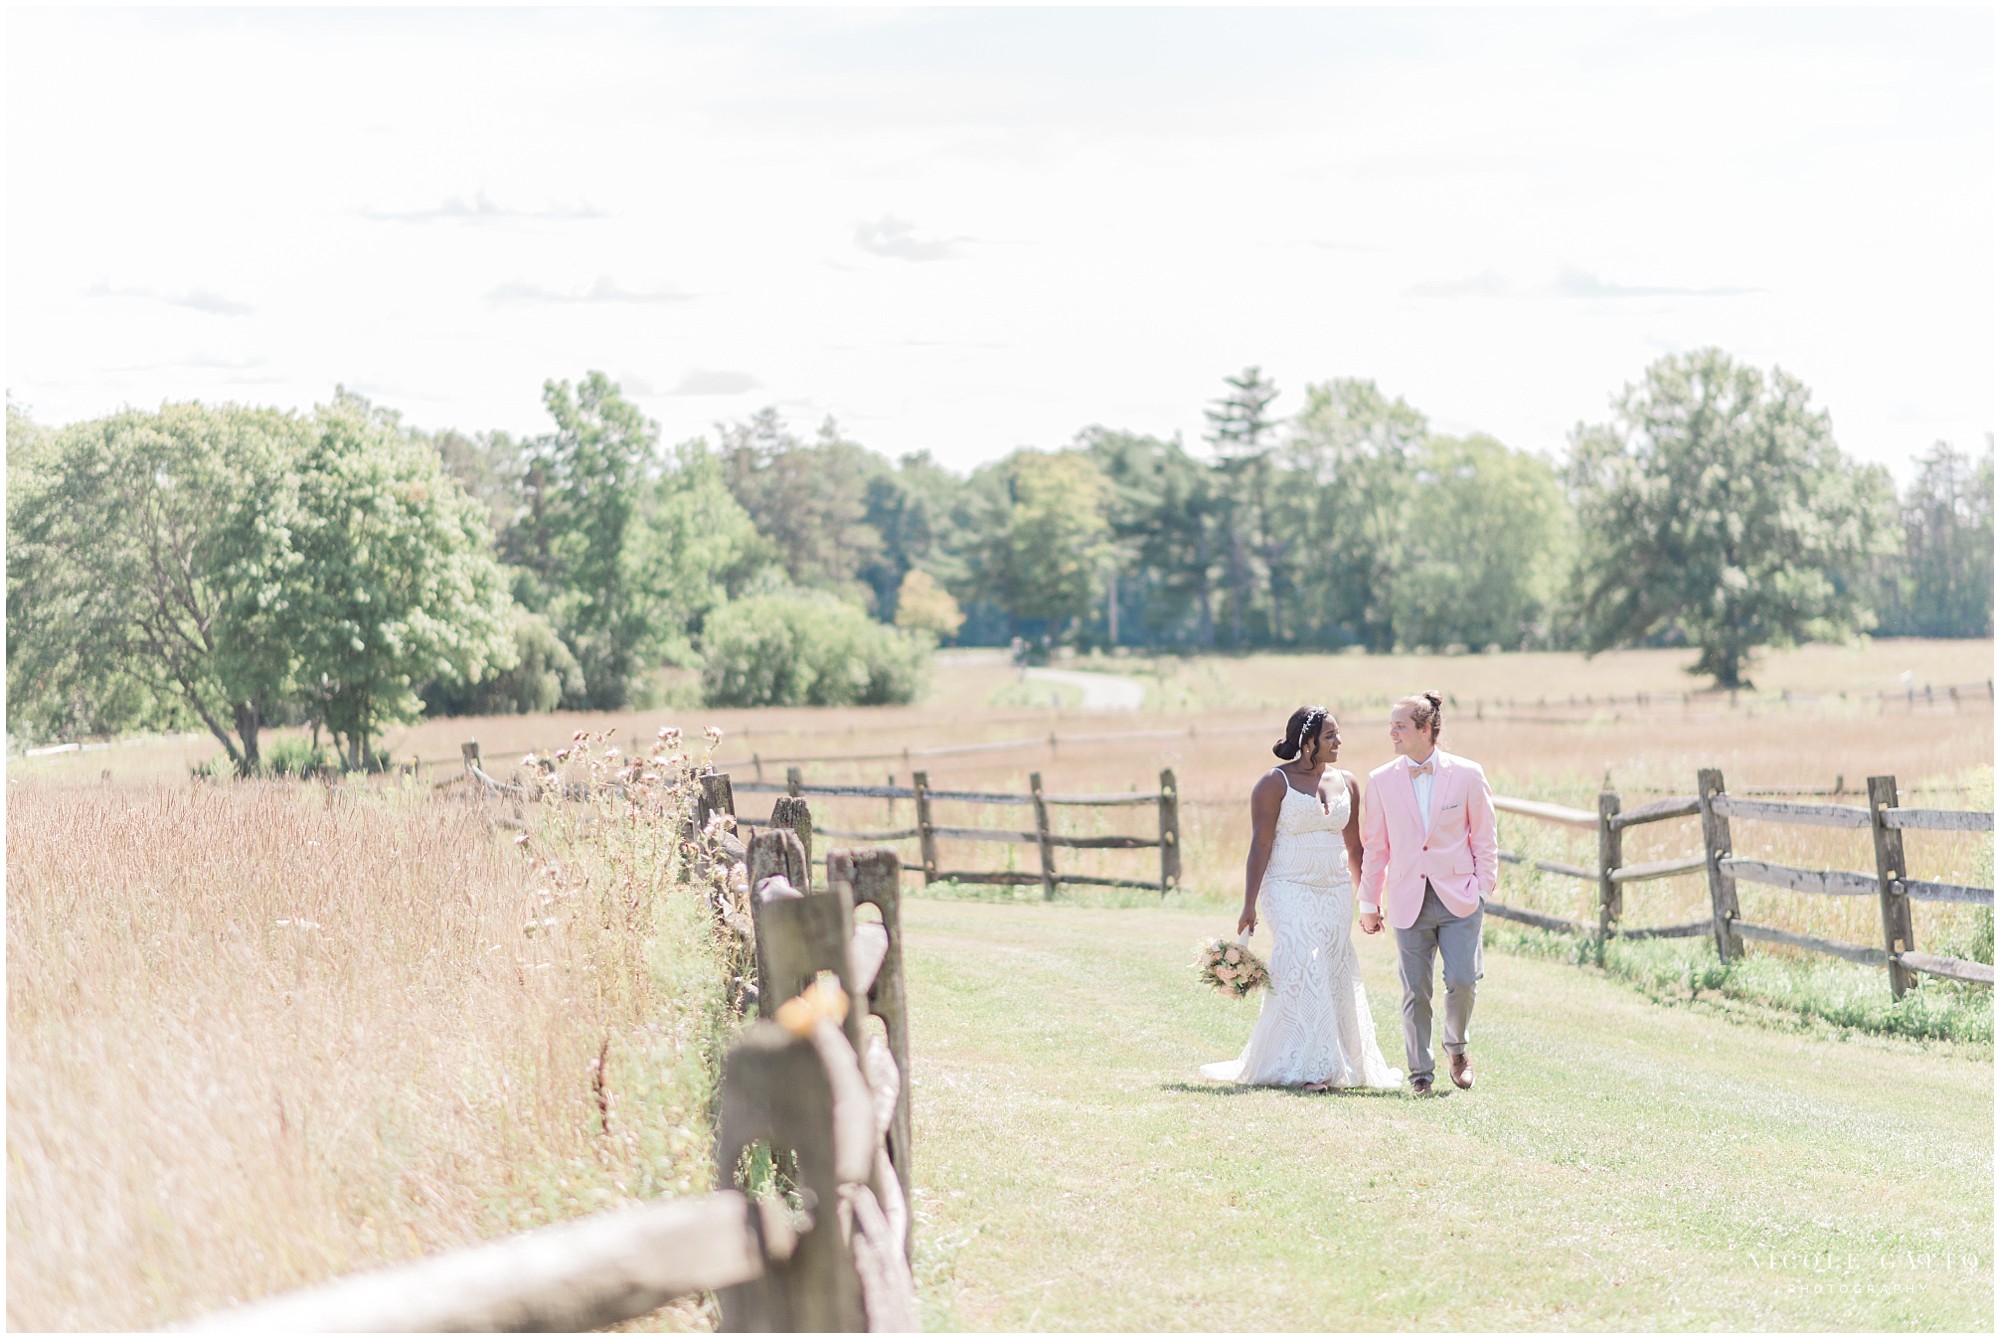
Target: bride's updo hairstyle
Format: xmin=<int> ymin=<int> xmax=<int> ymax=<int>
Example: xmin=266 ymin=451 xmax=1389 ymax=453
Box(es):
xmin=1273 ymin=705 xmax=1331 ymax=763
xmin=1396 ymin=689 xmax=1445 ymax=742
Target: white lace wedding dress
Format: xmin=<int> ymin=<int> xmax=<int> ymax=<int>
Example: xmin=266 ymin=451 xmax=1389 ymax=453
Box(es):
xmin=1201 ymin=777 xmax=1403 ymax=1089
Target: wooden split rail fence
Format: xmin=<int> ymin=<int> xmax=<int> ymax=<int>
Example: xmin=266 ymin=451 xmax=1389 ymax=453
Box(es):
xmin=190 ymin=790 xmax=919 ymax=1332
xmin=1485 ymin=769 xmax=1994 ymax=997
xmin=408 ymin=674 xmax=1992 ymax=780
xmin=728 ymin=765 xmax=1181 ymax=899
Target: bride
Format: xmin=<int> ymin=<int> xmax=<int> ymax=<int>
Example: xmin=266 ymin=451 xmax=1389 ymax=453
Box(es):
xmin=1201 ymin=705 xmax=1402 ymax=1091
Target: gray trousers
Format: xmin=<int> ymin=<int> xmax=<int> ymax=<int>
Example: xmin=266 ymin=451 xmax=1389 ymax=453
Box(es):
xmin=1394 ymin=884 xmax=1484 ymax=1082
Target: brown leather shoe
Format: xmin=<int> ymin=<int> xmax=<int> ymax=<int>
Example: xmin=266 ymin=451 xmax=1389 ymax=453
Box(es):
xmin=1450 ymin=1051 xmax=1475 ymax=1090
xmin=1410 ymin=1075 xmax=1434 ymax=1097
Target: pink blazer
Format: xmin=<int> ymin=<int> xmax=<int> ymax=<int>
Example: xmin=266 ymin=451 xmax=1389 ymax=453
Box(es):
xmin=1359 ymin=750 xmax=1499 ymax=930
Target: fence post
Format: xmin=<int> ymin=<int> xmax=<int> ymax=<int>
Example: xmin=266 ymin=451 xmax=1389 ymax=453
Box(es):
xmin=831 ymin=846 xmax=913 ymax=1259
xmin=699 ymin=771 xmax=737 ymax=835
xmin=910 ymin=771 xmax=938 ymax=885
xmin=749 ymin=828 xmax=810 ymax=903
xmin=1158 ymin=767 xmax=1181 ymax=898
xmin=751 ymin=753 xmax=763 ymax=782
xmin=1596 ymin=791 xmax=1622 ymax=962
xmin=1696 ymin=768 xmax=1742 ymax=963
xmin=1868 ymin=775 xmax=1917 ymax=1000
xmin=771 ymin=796 xmax=814 ymax=879
xmin=1030 ymin=771 xmax=1057 ymax=900
xmin=461 ymin=740 xmax=481 ymax=774
xmin=786 ymin=765 xmax=803 ymax=798
xmin=715 ymin=1025 xmax=866 ymax=1332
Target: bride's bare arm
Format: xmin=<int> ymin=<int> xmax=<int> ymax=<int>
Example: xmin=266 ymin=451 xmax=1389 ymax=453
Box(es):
xmin=1341 ymin=771 xmax=1365 ymax=889
xmin=1241 ymin=771 xmax=1286 ymax=935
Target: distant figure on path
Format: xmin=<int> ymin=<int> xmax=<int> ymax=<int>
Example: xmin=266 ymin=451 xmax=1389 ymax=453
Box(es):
xmin=1358 ymin=691 xmax=1497 ymax=1097
xmin=1200 ymin=706 xmax=1401 ymax=1092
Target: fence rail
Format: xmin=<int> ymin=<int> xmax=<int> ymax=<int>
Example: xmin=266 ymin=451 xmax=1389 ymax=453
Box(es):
xmin=1487 ymin=766 xmax=1994 ymax=998
xmin=729 ymin=764 xmax=1181 ymax=899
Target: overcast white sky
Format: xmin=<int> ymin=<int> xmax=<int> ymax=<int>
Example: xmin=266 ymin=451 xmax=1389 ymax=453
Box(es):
xmin=7 ymin=4 xmax=1993 ymax=480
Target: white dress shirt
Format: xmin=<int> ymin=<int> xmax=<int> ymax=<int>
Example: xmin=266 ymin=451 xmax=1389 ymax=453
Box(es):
xmin=1409 ymin=749 xmax=1439 ymax=835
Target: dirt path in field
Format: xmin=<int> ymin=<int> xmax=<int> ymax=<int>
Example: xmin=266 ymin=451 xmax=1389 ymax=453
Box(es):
xmin=900 ymin=898 xmax=1993 ymax=1331
xmin=1023 ymin=667 xmax=1146 ymax=710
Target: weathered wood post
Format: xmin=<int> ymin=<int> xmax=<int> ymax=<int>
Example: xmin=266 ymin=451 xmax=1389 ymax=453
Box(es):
xmin=1030 ymin=771 xmax=1057 ymax=900
xmin=750 ymin=839 xmax=861 ymax=1052
xmin=786 ymin=765 xmax=803 ymax=798
xmin=1868 ymin=774 xmax=1917 ymax=999
xmin=1596 ymin=791 xmax=1623 ymax=963
xmin=461 ymin=740 xmax=481 ymax=774
xmin=715 ymin=1025 xmax=865 ymax=1332
xmin=771 ymin=795 xmax=814 ymax=878
xmin=830 ymin=847 xmax=913 ymax=1259
xmin=1158 ymin=767 xmax=1181 ymax=897
xmin=749 ymin=827 xmax=809 ymax=897
xmin=1696 ymin=768 xmax=1743 ymax=963
xmin=699 ymin=771 xmax=737 ymax=835
xmin=911 ymin=771 xmax=938 ymax=885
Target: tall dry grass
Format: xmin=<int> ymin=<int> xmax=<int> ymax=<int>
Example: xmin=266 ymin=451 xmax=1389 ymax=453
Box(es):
xmin=5 ymin=751 xmax=733 ymax=1331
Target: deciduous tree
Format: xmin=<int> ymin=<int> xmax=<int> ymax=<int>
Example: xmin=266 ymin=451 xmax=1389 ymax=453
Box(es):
xmin=1567 ymin=348 xmax=1890 ymax=688
xmin=7 ymin=403 xmax=308 ymax=770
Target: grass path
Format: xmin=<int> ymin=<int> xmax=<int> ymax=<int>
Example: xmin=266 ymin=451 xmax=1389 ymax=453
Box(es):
xmin=899 ymin=899 xmax=1992 ymax=1331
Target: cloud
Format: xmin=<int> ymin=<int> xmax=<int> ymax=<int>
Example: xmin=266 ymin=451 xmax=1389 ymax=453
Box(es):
xmin=854 ymin=215 xmax=970 ymax=261
xmin=1264 ymin=238 xmax=1385 ymax=253
xmin=899 ymin=338 xmax=1008 ymax=349
xmin=1407 ymin=268 xmax=1764 ymax=300
xmin=361 ymin=192 xmax=608 ymax=224
xmin=1549 ymin=267 xmax=1762 ymax=299
xmin=87 ymin=281 xmax=254 ymax=316
xmin=107 ymin=353 xmax=268 ymax=373
xmin=666 ymin=369 xmax=761 ymax=396
xmin=486 ymin=276 xmax=693 ymax=305
xmin=1407 ymin=270 xmax=1517 ymax=298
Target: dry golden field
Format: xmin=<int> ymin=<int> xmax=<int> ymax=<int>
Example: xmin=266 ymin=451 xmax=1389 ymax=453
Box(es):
xmin=5 ymin=749 xmax=733 ymax=1331
xmin=6 ymin=641 xmax=1991 ymax=1327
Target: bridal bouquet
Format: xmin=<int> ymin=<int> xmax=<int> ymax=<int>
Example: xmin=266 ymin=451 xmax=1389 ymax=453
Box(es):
xmin=1196 ymin=934 xmax=1270 ymax=998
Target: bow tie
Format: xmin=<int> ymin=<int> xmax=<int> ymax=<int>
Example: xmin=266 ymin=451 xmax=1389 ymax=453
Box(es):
xmin=1410 ymin=763 xmax=1433 ymax=778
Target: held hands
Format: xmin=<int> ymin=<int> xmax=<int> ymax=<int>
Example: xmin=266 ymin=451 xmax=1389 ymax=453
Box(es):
xmin=1358 ymin=910 xmax=1384 ymax=935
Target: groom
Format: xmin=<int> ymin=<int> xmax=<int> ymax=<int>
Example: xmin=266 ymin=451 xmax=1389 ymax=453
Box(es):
xmin=1357 ymin=691 xmax=1497 ymax=1096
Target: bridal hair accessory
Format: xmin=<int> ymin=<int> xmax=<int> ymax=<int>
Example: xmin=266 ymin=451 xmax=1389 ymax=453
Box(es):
xmin=1273 ymin=704 xmax=1329 ymax=761
xmin=1195 ymin=932 xmax=1271 ymax=998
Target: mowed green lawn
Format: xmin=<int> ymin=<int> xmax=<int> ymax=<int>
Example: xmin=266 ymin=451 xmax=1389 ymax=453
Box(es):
xmin=900 ymin=899 xmax=1993 ymax=1331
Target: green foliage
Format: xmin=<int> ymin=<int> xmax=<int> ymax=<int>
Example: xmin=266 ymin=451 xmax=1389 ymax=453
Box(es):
xmin=862 ymin=449 xmax=969 ymax=619
xmin=1082 ymin=427 xmax=1224 ymax=647
xmin=1393 ymin=434 xmax=1572 ymax=650
xmin=699 ymin=590 xmax=931 ymax=707
xmin=1872 ymin=439 xmax=1994 ymax=637
xmin=1283 ymin=379 xmax=1428 ymax=650
xmin=7 ymin=402 xmax=312 ymax=772
xmin=893 ymin=569 xmax=964 ymax=642
xmin=274 ymin=394 xmax=516 ymax=770
xmin=1567 ymin=348 xmax=1892 ymax=688
xmin=423 ymin=605 xmax=584 ymax=716
xmin=720 ymin=410 xmax=887 ymax=607
xmin=967 ymin=450 xmax=1115 ymax=640
xmin=260 ymin=736 xmax=331 ymax=778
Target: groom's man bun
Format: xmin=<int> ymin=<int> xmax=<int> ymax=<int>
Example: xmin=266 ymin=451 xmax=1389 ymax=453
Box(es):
xmin=1396 ymin=690 xmax=1444 ymax=740
xmin=1274 ymin=704 xmax=1329 ymax=761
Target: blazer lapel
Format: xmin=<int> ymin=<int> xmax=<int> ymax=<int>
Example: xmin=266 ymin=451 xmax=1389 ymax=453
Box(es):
xmin=1434 ymin=753 xmax=1461 ymax=823
xmin=1399 ymin=759 xmax=1424 ymax=831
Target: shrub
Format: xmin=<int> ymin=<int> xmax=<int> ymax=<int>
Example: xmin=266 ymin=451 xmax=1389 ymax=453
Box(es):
xmin=423 ymin=607 xmax=586 ymax=716
xmin=261 ymin=737 xmax=331 ymax=778
xmin=700 ymin=591 xmax=931 ymax=707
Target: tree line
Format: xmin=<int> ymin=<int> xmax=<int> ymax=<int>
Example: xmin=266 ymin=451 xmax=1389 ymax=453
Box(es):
xmin=7 ymin=348 xmax=1991 ymax=772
